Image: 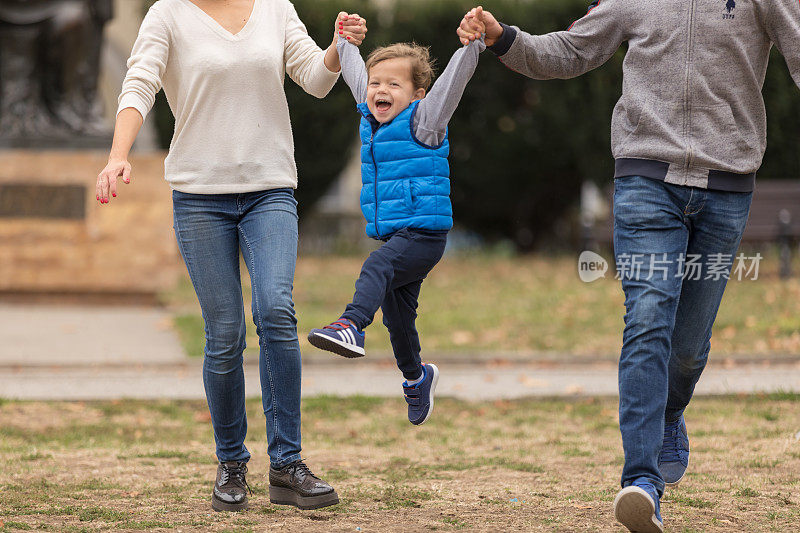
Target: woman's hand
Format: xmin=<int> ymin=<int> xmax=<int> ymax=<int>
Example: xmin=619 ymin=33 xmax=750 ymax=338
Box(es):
xmin=335 ymin=12 xmax=367 ymax=46
xmin=97 ymin=107 xmax=141 ymax=204
xmin=325 ymin=12 xmax=368 ymax=72
xmin=96 ymin=158 xmax=132 ymax=204
xmin=457 ymin=6 xmax=503 ymax=47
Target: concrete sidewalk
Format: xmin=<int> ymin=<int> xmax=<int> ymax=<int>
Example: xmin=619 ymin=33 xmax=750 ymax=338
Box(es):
xmin=1 ymin=303 xmax=799 ymax=401
xmin=0 ymin=303 xmax=185 ymax=366
xmin=3 ymin=361 xmax=800 ymax=401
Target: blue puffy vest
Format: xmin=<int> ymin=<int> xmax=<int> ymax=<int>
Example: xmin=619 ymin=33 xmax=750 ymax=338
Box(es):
xmin=357 ymin=100 xmax=452 ymax=239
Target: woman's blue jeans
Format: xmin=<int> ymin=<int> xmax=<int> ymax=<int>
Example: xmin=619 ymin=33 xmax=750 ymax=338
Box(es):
xmin=613 ymin=176 xmax=752 ymax=496
xmin=172 ymin=188 xmax=302 ymax=468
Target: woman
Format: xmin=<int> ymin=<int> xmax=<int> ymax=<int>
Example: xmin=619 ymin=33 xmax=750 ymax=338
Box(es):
xmin=96 ymin=0 xmax=366 ymax=512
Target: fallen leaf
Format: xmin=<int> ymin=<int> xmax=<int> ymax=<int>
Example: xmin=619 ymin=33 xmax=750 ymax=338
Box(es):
xmin=518 ymin=375 xmax=548 ymax=388
xmin=451 ymin=331 xmax=474 ymax=345
xmin=194 ymin=412 xmax=212 ymax=423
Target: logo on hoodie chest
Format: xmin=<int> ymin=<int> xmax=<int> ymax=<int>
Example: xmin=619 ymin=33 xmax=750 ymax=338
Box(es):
xmin=723 ymin=0 xmax=736 ymax=19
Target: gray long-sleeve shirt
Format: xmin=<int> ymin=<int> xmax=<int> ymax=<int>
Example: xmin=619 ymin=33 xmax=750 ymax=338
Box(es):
xmin=489 ymin=0 xmax=800 ymax=191
xmin=337 ymin=37 xmax=485 ymax=146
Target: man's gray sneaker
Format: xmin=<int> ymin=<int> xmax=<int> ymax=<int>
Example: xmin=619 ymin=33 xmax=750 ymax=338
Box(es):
xmin=614 ymin=480 xmax=663 ymax=533
xmin=658 ymin=416 xmax=690 ymax=487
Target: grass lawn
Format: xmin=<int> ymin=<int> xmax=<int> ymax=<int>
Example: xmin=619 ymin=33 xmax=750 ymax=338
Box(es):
xmin=1 ymin=394 xmax=799 ymax=532
xmin=164 ymin=250 xmax=800 ymax=362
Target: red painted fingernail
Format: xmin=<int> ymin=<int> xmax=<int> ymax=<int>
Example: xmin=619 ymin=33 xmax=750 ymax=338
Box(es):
xmin=347 ymin=36 xmax=350 ymax=40
xmin=112 ymin=193 xmax=116 ymax=197
xmin=339 ymin=31 xmax=343 ymax=34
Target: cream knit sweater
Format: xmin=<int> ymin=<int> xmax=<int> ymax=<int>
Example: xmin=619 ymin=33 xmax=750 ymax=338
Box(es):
xmin=118 ymin=0 xmax=340 ymax=193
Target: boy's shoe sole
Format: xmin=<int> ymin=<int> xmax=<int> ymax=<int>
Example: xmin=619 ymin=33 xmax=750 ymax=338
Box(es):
xmin=307 ymin=331 xmax=365 ymax=358
xmin=613 ymin=486 xmax=663 ymax=533
xmin=269 ymin=485 xmax=340 ymax=510
xmin=211 ymin=493 xmax=248 ymax=512
xmin=414 ymin=363 xmax=439 ymax=426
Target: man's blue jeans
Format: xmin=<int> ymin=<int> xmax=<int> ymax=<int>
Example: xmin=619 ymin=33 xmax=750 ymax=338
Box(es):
xmin=172 ymin=188 xmax=302 ymax=468
xmin=613 ymin=176 xmax=752 ymax=496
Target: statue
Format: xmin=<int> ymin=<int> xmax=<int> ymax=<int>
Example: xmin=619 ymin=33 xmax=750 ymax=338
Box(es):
xmin=0 ymin=0 xmax=114 ymax=148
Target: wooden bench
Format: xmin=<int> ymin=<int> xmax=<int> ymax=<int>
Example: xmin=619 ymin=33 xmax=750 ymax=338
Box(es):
xmin=740 ymin=180 xmax=800 ymax=244
xmin=592 ymin=180 xmax=800 ymax=276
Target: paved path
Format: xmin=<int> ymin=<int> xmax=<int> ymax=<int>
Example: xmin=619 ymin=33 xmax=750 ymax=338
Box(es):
xmin=1 ymin=303 xmax=799 ymax=401
xmin=3 ymin=361 xmax=800 ymax=401
xmin=0 ymin=304 xmax=185 ymax=366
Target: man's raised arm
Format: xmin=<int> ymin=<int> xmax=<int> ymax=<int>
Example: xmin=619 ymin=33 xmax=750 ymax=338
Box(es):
xmin=458 ymin=2 xmax=630 ymax=80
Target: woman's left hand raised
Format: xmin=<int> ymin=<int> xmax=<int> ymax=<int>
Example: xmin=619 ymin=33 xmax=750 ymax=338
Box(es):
xmin=335 ymin=12 xmax=367 ymax=46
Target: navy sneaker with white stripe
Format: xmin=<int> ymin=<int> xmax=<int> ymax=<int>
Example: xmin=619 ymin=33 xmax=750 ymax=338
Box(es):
xmin=307 ymin=318 xmax=365 ymax=358
xmin=403 ymin=363 xmax=439 ymax=425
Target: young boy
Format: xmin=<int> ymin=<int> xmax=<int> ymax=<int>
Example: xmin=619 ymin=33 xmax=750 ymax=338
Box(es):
xmin=308 ymin=19 xmax=485 ymax=425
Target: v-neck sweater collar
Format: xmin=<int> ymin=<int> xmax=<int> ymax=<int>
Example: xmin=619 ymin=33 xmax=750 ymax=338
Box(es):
xmin=178 ymin=0 xmax=261 ymax=41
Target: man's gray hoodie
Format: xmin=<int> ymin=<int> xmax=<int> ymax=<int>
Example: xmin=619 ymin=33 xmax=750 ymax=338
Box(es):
xmin=490 ymin=0 xmax=800 ymax=192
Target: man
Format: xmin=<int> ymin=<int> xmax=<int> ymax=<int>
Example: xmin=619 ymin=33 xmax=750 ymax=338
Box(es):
xmin=458 ymin=2 xmax=800 ymax=531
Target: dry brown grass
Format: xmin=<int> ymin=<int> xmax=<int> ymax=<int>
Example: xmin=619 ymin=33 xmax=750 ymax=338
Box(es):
xmin=166 ymin=252 xmax=800 ymax=362
xmin=1 ymin=394 xmax=799 ymax=532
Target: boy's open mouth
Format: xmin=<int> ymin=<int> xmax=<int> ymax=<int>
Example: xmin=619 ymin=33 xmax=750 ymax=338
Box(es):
xmin=375 ymin=99 xmax=392 ymax=113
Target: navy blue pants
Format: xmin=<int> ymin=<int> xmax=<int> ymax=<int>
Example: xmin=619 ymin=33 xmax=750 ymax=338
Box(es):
xmin=341 ymin=228 xmax=448 ymax=380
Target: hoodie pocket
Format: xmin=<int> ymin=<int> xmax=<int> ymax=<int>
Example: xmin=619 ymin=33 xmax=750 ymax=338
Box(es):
xmin=612 ymin=94 xmax=644 ymax=150
xmin=613 ymin=95 xmax=687 ymax=162
xmin=691 ymin=104 xmax=760 ymax=171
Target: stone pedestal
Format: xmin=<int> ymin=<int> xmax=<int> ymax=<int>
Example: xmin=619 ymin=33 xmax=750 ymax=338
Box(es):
xmin=0 ymin=150 xmax=181 ymax=301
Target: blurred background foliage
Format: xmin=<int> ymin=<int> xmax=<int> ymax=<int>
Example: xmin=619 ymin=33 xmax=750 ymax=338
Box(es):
xmin=148 ymin=0 xmax=800 ymax=251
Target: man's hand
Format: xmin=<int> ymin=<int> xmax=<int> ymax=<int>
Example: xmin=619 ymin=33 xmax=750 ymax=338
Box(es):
xmin=457 ymin=6 xmax=503 ymax=47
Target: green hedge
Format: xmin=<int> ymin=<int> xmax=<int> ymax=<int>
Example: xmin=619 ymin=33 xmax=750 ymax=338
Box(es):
xmin=147 ymin=0 xmax=800 ymax=250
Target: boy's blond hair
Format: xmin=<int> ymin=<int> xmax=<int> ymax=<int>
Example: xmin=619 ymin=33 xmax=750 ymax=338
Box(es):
xmin=365 ymin=43 xmax=436 ymax=91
